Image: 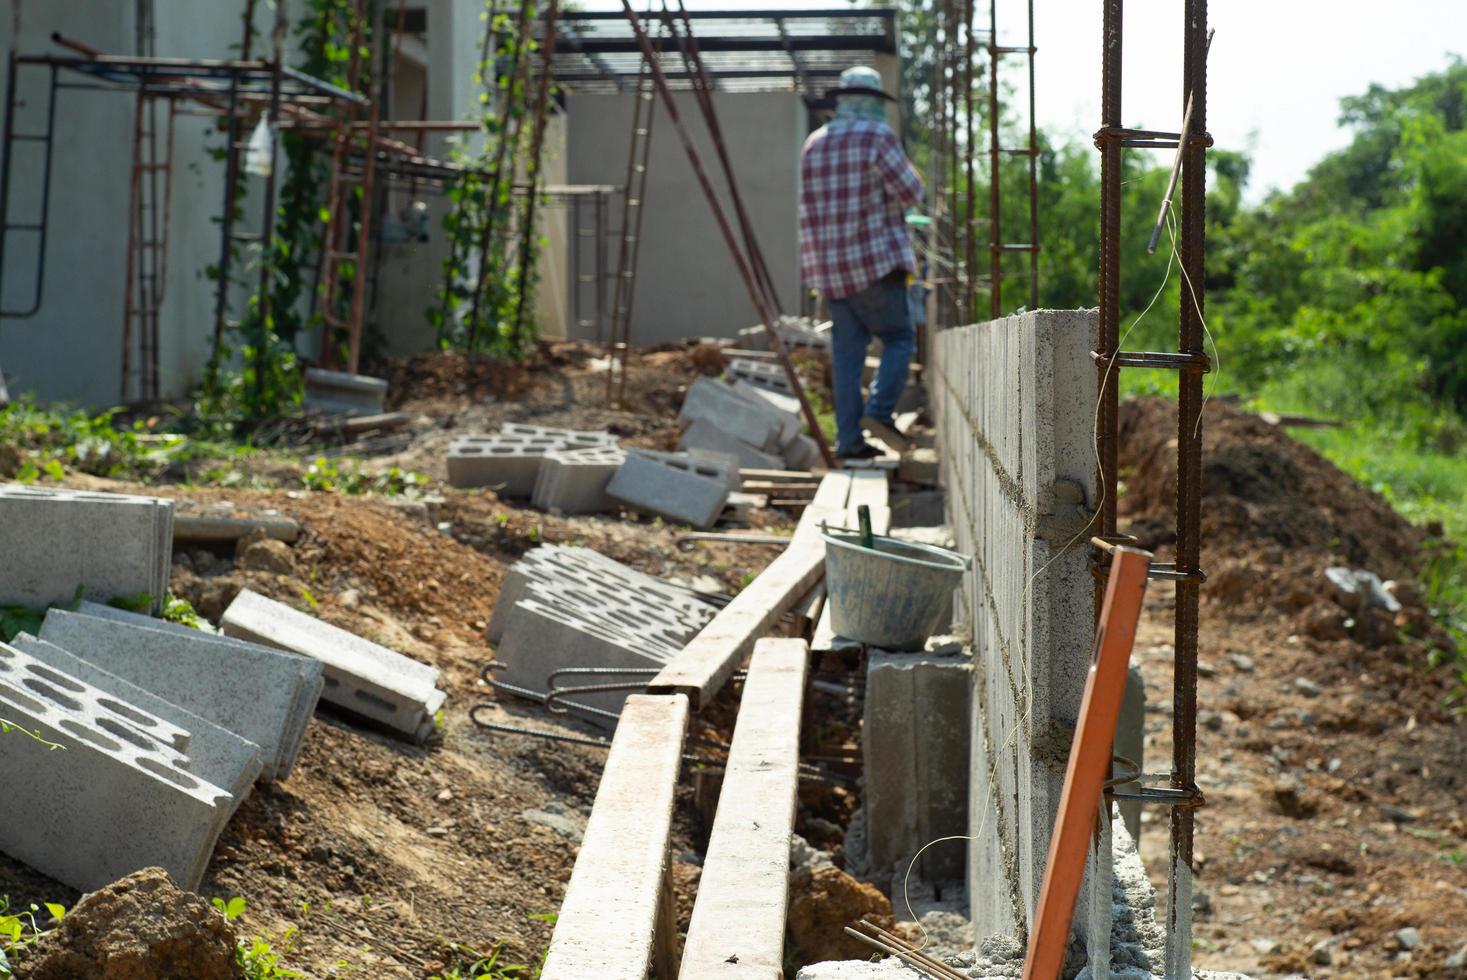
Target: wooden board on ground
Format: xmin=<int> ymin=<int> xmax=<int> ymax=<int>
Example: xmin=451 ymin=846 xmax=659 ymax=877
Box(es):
xmin=679 ymin=639 xmax=809 ymax=977
xmin=540 ymin=695 xmax=689 ymax=980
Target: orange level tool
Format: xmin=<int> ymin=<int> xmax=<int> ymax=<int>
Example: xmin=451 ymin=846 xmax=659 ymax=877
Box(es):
xmin=1023 ymin=545 xmax=1153 ymax=980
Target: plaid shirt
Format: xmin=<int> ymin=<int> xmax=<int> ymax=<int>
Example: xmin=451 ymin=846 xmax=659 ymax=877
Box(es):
xmin=799 ymin=117 xmax=924 ymax=300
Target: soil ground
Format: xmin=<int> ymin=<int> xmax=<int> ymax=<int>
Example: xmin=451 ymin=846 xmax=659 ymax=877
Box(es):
xmin=1 ymin=350 xmax=1463 ymax=978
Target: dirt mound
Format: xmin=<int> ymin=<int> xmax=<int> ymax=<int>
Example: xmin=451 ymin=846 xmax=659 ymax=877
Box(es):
xmin=18 ymin=868 xmax=239 ymax=980
xmin=1119 ymin=396 xmax=1423 ymax=577
xmin=787 ymin=865 xmax=894 ymax=967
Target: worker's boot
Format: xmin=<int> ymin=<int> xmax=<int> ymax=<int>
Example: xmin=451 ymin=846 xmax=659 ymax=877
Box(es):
xmin=860 ymin=415 xmax=912 ymax=454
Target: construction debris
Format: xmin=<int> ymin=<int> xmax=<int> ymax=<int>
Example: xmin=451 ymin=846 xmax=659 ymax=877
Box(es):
xmin=532 ymin=446 xmax=627 ymax=514
xmin=220 ymin=588 xmax=446 ymax=743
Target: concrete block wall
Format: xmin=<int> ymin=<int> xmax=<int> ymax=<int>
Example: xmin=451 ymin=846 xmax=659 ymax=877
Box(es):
xmin=929 ymin=310 xmax=1105 ymax=947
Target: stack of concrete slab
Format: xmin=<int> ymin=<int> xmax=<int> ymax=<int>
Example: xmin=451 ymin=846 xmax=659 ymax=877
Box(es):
xmin=304 ymin=368 xmax=388 ymax=416
xmin=532 ymin=446 xmax=626 ymax=514
xmin=39 ymin=604 xmax=322 ymax=781
xmin=220 ymin=588 xmax=446 ymax=743
xmin=488 ymin=545 xmax=717 ymax=718
xmin=605 ymin=448 xmax=733 ymax=529
xmin=726 ymin=356 xmax=794 ymax=395
xmin=447 ymin=424 xmax=618 ymax=495
xmin=0 ymin=637 xmax=239 ymax=892
xmin=0 ymin=484 xmax=174 ymax=613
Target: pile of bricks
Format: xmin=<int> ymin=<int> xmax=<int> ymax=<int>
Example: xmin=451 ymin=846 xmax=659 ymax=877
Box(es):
xmin=487 ymin=544 xmax=717 ymax=719
xmin=447 ymin=424 xmax=618 ymax=495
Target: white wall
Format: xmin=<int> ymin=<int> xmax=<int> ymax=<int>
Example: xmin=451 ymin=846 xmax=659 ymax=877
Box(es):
xmin=0 ymin=0 xmax=485 ymax=405
xmin=564 ymin=89 xmax=806 ymax=345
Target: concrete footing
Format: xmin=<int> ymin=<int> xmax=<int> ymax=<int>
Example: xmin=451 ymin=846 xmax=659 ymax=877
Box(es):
xmin=862 ymin=646 xmax=972 ymax=886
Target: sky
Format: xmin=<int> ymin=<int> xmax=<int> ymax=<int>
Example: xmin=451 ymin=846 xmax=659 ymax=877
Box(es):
xmin=574 ymin=0 xmax=1467 ymax=202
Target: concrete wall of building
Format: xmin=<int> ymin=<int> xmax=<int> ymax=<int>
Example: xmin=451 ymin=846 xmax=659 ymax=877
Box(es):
xmin=0 ymin=0 xmax=483 ymax=406
xmin=563 ymin=89 xmax=806 ymax=346
xmin=929 ymin=309 xmax=1111 ymax=949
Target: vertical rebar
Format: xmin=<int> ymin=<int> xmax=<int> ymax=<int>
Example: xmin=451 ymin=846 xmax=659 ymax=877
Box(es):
xmin=1168 ymin=1 xmax=1207 ymax=975
xmin=962 ymin=0 xmax=976 ymax=323
xmin=510 ymin=0 xmax=560 ymax=346
xmin=1026 ymin=0 xmax=1039 ymax=311
xmin=1096 ymin=0 xmax=1122 ymax=544
xmin=986 ymin=0 xmax=1000 ymax=319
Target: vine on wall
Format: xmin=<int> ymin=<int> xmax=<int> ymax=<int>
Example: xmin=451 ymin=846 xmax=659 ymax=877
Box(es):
xmin=430 ymin=0 xmax=551 ymax=361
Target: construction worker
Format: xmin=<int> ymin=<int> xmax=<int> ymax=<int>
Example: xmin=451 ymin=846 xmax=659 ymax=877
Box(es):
xmin=798 ymin=65 xmax=924 ymax=460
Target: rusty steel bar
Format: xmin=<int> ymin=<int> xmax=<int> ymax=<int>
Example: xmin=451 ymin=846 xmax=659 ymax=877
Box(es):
xmin=618 ymin=0 xmax=835 ymax=467
xmin=1167 ymin=2 xmax=1208 ymax=976
xmin=962 ymin=0 xmax=976 ymax=323
xmin=1095 ymin=0 xmax=1123 ymax=554
xmin=986 ymin=0 xmax=999 ymax=319
xmin=1025 ymin=0 xmax=1039 ymax=310
xmin=1023 ymin=546 xmax=1151 ymax=980
xmin=1146 ymin=28 xmax=1214 ymax=254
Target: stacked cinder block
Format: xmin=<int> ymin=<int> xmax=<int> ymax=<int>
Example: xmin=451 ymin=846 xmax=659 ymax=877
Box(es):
xmin=737 ymin=315 xmax=832 ymax=352
xmin=304 ymin=368 xmax=388 ymax=416
xmin=677 ymin=417 xmax=783 ymax=470
xmin=0 ymin=638 xmax=236 ymax=892
xmin=605 ymin=449 xmax=733 ymax=529
xmin=40 ymin=605 xmax=323 ymax=781
xmin=929 ymin=310 xmax=1114 ymax=949
xmin=0 ymin=484 xmax=174 ymax=612
xmin=488 ymin=545 xmax=717 ymax=718
xmin=446 ymin=424 xmax=618 ymax=494
xmin=220 ymin=588 xmax=446 ymax=743
xmin=532 ymin=446 xmax=627 ymax=514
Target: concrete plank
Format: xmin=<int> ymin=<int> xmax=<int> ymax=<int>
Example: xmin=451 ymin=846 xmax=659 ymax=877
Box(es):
xmin=541 ymin=694 xmax=689 ymax=980
xmin=647 ymin=544 xmax=824 ymax=710
xmin=680 ymin=638 xmax=808 ymax=977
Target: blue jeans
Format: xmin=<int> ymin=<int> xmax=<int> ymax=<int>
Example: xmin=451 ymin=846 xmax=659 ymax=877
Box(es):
xmin=829 ymin=273 xmax=915 ymax=455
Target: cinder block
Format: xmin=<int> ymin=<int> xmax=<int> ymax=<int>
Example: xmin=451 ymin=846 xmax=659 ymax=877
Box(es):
xmin=729 ymin=380 xmax=804 ymax=446
xmin=39 ymin=609 xmax=322 ymax=781
xmin=0 ymin=485 xmax=173 ymax=613
xmin=532 ymin=446 xmax=625 ymax=514
xmin=500 ymin=422 xmax=618 ymax=447
xmin=898 ymin=447 xmax=940 ymax=485
xmin=726 ymin=357 xmax=795 ymax=394
xmin=685 ymin=448 xmax=743 ymax=491
xmin=221 ymin=589 xmax=445 ymax=743
xmin=492 ymin=596 xmax=680 ymax=720
xmin=446 ymin=434 xmax=562 ymax=494
xmin=304 ymin=368 xmax=388 ymax=416
xmin=862 ymin=649 xmax=971 ymax=884
xmin=783 ymin=434 xmax=821 ymax=471
xmin=679 ymin=377 xmax=784 ymax=452
xmin=0 ymin=639 xmax=232 ymax=891
xmin=486 ymin=544 xmax=715 ymax=645
xmin=605 ymin=450 xmax=731 ymax=529
xmin=678 ymin=417 xmax=785 ymax=470
xmin=9 ymin=632 xmax=263 ymax=812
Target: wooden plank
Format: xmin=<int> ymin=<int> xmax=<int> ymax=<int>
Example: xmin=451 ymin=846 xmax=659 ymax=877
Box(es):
xmin=1023 ymin=548 xmax=1151 ymax=980
xmin=740 ymin=467 xmax=818 ymax=481
xmin=846 ymin=470 xmax=892 ymax=534
xmin=647 ymin=546 xmax=824 ymax=710
xmin=541 ymin=694 xmax=690 ymax=980
xmin=679 ymin=639 xmax=809 ymax=977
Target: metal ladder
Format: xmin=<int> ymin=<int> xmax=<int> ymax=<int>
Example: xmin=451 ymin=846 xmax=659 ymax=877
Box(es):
xmin=0 ymin=57 xmax=59 ymax=322
xmin=317 ymin=0 xmax=381 ymax=375
xmin=985 ymin=0 xmax=1040 ymax=318
xmin=605 ymin=49 xmax=657 ymax=406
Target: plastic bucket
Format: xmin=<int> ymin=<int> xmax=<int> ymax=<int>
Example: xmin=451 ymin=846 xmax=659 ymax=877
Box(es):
xmin=821 ymin=530 xmax=971 ymax=650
